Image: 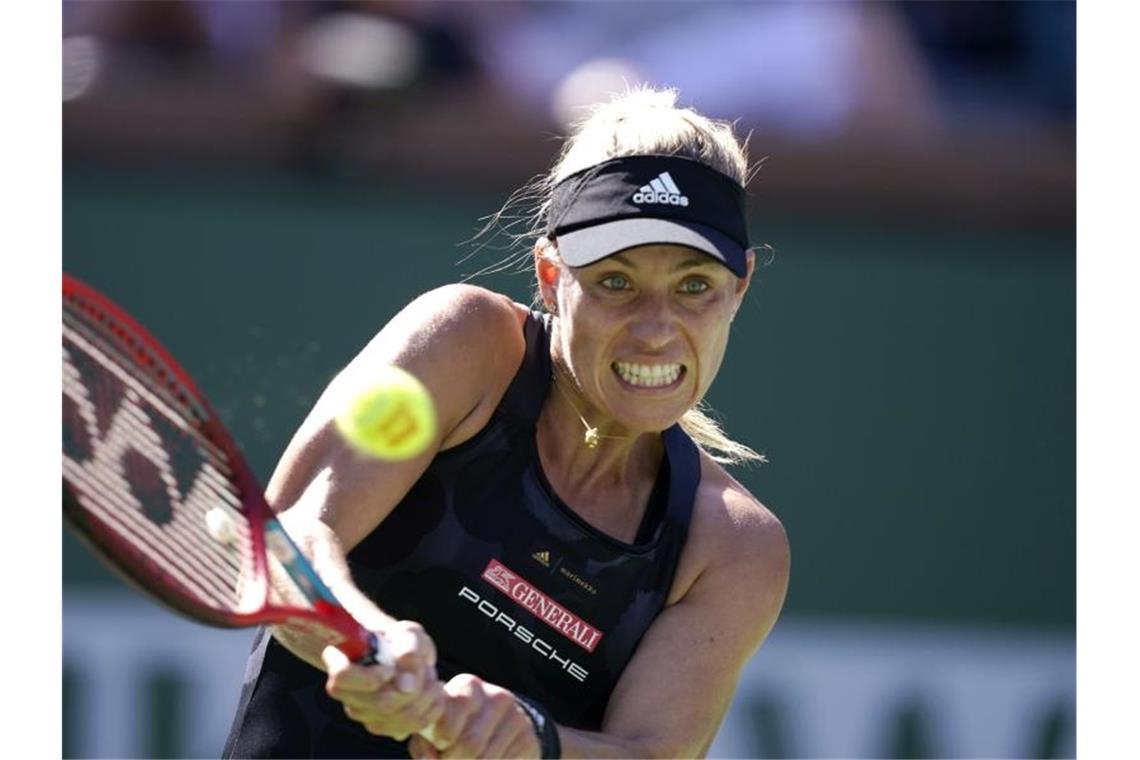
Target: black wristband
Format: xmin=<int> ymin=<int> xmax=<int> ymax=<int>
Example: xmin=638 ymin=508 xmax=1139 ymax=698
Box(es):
xmin=513 ymin=693 xmax=561 ymax=759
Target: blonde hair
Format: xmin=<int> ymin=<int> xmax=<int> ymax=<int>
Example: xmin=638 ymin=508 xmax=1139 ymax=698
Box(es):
xmin=475 ymin=85 xmax=765 ymax=467
xmin=552 ymin=85 xmax=749 ymax=184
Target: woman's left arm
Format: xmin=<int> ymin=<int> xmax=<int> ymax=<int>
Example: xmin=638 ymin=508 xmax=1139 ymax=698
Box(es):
xmin=561 ymin=489 xmax=790 ymax=758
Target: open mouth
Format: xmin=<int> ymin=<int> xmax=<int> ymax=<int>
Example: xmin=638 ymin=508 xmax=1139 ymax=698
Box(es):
xmin=611 ymin=361 xmax=686 ymax=389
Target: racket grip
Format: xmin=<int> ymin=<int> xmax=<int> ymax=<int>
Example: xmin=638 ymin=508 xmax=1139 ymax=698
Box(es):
xmin=352 ymin=630 xmax=445 ymax=750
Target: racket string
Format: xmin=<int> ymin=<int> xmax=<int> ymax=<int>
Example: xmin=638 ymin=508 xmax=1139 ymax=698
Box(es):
xmin=64 ymin=458 xmax=249 ymax=610
xmin=64 ymin=317 xmax=230 ymax=469
xmin=62 ymin=315 xmax=295 ymax=615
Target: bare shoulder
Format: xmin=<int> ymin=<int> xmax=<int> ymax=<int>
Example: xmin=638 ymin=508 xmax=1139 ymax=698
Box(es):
xmin=669 ymin=453 xmax=790 ymax=606
xmin=317 ymin=284 xmax=529 ymax=451
xmin=374 ymin=283 xmax=527 ymax=354
xmin=354 ymin=283 xmax=527 ymax=393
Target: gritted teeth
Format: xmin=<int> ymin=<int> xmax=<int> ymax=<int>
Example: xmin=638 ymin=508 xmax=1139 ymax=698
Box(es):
xmin=611 ymin=361 xmax=685 ymax=388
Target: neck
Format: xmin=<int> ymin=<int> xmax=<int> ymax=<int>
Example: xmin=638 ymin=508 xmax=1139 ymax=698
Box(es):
xmin=538 ymin=366 xmax=663 ymax=500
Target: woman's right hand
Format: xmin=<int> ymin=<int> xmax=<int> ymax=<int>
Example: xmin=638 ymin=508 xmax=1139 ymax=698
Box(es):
xmin=322 ymin=619 xmax=447 ymax=741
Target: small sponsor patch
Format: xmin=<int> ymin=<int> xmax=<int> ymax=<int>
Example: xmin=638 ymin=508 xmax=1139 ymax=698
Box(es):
xmin=482 ymin=558 xmax=603 ymax=653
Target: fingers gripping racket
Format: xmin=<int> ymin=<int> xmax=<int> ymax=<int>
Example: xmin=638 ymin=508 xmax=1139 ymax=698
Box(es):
xmin=61 ymin=274 xmax=381 ymax=662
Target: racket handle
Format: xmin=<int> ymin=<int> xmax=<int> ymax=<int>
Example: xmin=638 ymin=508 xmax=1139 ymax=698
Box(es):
xmin=353 ymin=631 xmax=446 ymax=750
xmin=342 ymin=629 xmax=393 ymax=667
xmin=347 ymin=632 xmax=377 ymax=664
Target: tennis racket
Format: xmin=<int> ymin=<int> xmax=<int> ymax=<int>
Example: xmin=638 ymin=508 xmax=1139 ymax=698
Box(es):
xmin=61 ymin=273 xmax=381 ymax=662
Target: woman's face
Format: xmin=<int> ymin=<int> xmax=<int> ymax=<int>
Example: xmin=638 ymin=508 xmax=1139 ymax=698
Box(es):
xmin=542 ymin=243 xmax=754 ymax=433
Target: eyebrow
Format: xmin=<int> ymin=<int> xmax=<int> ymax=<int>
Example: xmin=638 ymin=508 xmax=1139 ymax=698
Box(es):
xmin=609 ymin=252 xmax=716 ymax=272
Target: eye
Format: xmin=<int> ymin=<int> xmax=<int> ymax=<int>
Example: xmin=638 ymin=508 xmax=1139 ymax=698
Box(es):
xmin=679 ymin=278 xmax=710 ymax=294
xmin=600 ymin=274 xmax=632 ymax=291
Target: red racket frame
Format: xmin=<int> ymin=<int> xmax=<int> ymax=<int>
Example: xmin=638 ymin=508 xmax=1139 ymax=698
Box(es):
xmin=63 ymin=274 xmax=375 ymax=661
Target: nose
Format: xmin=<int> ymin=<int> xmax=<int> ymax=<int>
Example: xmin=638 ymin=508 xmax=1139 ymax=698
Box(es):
xmin=626 ymin=293 xmax=680 ymax=351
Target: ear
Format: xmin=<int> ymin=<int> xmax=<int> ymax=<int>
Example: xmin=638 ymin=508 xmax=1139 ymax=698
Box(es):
xmin=534 ymin=237 xmax=562 ymax=310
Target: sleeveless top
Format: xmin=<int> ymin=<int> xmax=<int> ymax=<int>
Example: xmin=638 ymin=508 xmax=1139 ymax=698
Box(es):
xmin=223 ymin=310 xmax=701 ymax=758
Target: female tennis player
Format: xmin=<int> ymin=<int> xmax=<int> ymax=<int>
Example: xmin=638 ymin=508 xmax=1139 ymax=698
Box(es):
xmin=224 ymin=86 xmax=789 ymax=759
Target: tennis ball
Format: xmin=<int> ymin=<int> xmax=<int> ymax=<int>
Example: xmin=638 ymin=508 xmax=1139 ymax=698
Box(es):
xmin=334 ymin=366 xmax=437 ymax=460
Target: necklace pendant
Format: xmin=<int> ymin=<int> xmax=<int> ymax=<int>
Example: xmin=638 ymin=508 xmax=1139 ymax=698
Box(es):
xmin=584 ymin=427 xmax=600 ymax=449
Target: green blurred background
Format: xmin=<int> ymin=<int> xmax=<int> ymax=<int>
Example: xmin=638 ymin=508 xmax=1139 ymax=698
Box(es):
xmin=64 ymin=167 xmax=1074 ymax=629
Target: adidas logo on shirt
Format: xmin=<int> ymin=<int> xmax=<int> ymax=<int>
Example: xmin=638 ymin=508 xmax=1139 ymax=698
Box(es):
xmin=632 ymin=172 xmax=689 ymax=207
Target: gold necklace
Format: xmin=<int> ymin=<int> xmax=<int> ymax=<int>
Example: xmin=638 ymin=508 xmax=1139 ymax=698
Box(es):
xmin=551 ymin=370 xmax=627 ymax=449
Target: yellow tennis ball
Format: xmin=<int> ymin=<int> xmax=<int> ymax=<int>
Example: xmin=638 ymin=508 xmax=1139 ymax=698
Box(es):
xmin=334 ymin=366 xmax=437 ymax=460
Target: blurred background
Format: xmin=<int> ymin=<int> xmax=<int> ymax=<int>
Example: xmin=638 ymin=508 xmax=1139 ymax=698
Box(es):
xmin=61 ymin=1 xmax=1075 ymax=757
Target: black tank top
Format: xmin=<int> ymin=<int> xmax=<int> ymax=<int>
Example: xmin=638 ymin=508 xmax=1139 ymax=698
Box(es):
xmin=224 ymin=310 xmax=701 ymax=758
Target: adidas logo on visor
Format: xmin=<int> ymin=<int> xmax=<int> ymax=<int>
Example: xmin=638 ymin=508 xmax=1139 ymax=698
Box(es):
xmin=631 ymin=171 xmax=689 ymax=207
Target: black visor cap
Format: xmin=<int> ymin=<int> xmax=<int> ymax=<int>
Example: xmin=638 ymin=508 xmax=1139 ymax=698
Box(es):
xmin=546 ymin=155 xmax=750 ymax=277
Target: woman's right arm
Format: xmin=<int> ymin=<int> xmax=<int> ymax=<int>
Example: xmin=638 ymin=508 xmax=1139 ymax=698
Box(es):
xmin=266 ymin=283 xmax=527 ymax=550
xmin=261 ymin=284 xmax=527 ymax=728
